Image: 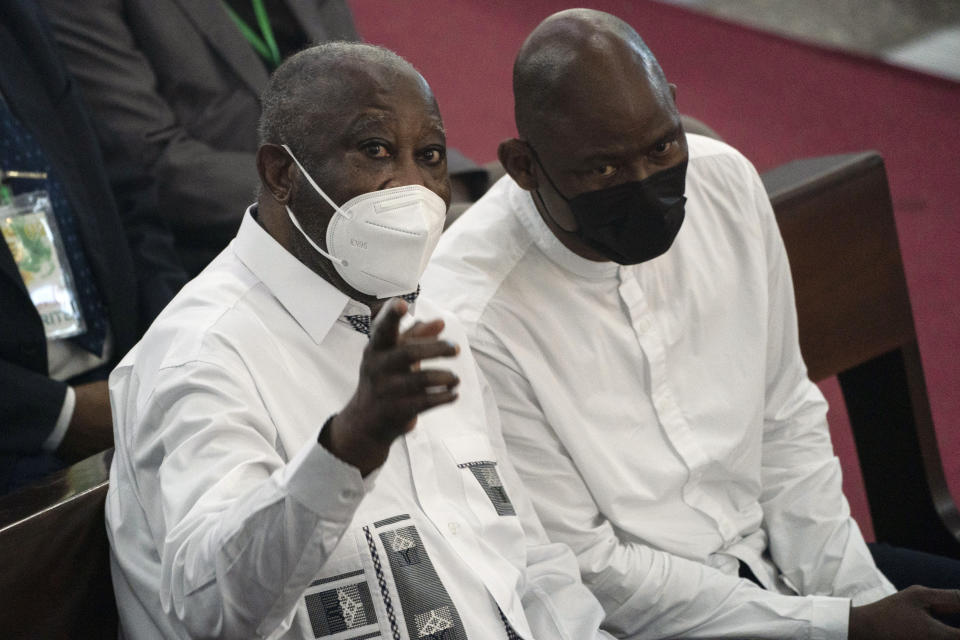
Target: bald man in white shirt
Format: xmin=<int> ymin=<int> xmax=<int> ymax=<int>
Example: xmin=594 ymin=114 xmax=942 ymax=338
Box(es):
xmin=424 ymin=9 xmax=960 ymax=640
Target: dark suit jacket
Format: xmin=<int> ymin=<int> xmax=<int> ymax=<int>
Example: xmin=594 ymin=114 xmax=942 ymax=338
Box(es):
xmin=0 ymin=0 xmax=186 ymax=488
xmin=40 ymin=0 xmax=484 ymax=274
xmin=38 ymin=0 xmax=359 ymax=273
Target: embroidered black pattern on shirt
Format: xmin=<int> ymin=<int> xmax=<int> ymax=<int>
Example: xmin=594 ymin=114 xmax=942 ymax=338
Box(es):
xmin=364 ymin=525 xmax=402 ymax=640
xmin=311 ymin=568 xmax=365 ymax=588
xmin=458 ymin=461 xmax=516 ymax=516
xmin=414 ymin=605 xmax=455 ymax=639
xmin=304 ymin=580 xmax=377 ymax=638
xmin=386 ymin=527 xmax=422 ymax=566
xmin=378 ymin=524 xmax=468 ymax=640
xmin=499 ymin=608 xmax=521 ymax=640
xmin=375 ymin=514 xmax=412 ymax=529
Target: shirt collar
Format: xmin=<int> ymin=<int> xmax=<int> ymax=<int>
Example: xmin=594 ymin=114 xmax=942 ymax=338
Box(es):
xmin=341 ymin=287 xmax=420 ymax=338
xmin=512 ymin=184 xmax=620 ymax=280
xmin=233 ymin=205 xmax=350 ymax=344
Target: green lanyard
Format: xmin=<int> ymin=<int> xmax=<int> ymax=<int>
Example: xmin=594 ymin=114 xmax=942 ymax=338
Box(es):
xmin=223 ymin=0 xmax=281 ymax=68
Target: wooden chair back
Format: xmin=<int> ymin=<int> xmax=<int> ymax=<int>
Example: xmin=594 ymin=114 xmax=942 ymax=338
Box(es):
xmin=764 ymin=152 xmax=960 ymax=558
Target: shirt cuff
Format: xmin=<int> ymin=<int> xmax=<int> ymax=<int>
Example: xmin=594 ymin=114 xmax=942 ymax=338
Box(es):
xmin=809 ymin=596 xmax=851 ymax=640
xmin=42 ymin=385 xmax=75 ymax=452
xmin=850 ymin=581 xmax=897 ymax=606
xmin=280 ymin=425 xmax=373 ymax=518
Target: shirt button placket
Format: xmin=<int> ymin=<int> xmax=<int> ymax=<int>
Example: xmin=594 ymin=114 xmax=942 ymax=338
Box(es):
xmin=621 ymin=268 xmax=730 ymax=535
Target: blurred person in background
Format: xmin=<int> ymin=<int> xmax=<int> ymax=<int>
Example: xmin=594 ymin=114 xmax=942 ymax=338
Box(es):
xmin=0 ymin=0 xmax=186 ymax=494
xmin=40 ymin=0 xmax=489 ymax=275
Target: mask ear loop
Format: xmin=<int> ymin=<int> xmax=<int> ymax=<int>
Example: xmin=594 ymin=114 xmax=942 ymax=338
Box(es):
xmin=525 ymin=142 xmax=578 ymax=234
xmin=280 ymin=144 xmax=349 ymax=267
xmin=281 ymin=144 xmax=351 ymax=218
xmin=284 ymin=205 xmax=347 ymax=267
xmin=526 ymin=143 xmax=573 ymax=203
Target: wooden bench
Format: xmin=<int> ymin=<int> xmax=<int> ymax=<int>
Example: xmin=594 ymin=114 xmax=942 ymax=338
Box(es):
xmin=0 ymin=448 xmax=116 ymax=639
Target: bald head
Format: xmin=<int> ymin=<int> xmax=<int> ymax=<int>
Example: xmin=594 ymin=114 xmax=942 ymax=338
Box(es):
xmin=513 ymin=9 xmax=669 ymax=140
xmin=499 ymin=9 xmax=687 ymax=263
xmin=258 ymin=42 xmax=433 ymax=151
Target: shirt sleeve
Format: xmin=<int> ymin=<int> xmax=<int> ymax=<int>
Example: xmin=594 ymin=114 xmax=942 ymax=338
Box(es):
xmin=42 ymin=384 xmax=75 ymax=452
xmin=123 ymin=356 xmax=369 ymax=638
xmin=472 ymin=330 xmax=852 ymax=640
xmin=476 ymin=364 xmax=615 ymax=640
xmin=753 ymin=166 xmax=896 ymax=606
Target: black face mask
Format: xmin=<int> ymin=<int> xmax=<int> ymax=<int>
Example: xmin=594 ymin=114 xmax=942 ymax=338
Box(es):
xmin=532 ymin=150 xmax=688 ymax=265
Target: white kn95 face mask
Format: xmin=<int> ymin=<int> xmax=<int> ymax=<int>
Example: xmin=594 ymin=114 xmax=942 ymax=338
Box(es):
xmin=281 ymin=144 xmax=447 ymax=299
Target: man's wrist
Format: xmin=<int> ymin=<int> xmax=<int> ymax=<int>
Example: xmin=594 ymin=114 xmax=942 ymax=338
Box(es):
xmin=318 ymin=412 xmax=390 ymax=477
xmin=317 ymin=413 xmax=338 ymax=448
xmin=847 ymin=601 xmax=867 ymax=640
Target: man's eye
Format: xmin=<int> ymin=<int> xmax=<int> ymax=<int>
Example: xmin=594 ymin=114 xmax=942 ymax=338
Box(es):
xmin=420 ymin=148 xmax=445 ymax=165
xmin=651 ymin=140 xmax=675 ymax=157
xmin=362 ymin=142 xmax=390 ymax=158
xmin=595 ymin=164 xmax=617 ymax=177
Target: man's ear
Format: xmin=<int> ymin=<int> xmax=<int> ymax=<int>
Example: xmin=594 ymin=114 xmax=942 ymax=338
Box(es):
xmin=498 ymin=138 xmax=539 ymax=192
xmin=669 ymin=83 xmax=678 ymax=105
xmin=256 ymin=143 xmax=296 ymax=204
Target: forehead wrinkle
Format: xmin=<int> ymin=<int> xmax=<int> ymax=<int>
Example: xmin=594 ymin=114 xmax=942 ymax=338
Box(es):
xmin=342 ymin=110 xmax=446 ymax=145
xmin=345 ymin=112 xmax=392 ymax=138
xmin=420 ymin=116 xmax=446 ymax=141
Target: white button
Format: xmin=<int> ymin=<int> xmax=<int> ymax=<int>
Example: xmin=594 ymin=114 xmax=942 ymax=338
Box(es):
xmin=448 ymin=521 xmax=459 ymax=535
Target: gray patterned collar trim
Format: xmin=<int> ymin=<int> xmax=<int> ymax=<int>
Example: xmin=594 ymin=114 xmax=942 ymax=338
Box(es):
xmin=342 ymin=287 xmax=420 ymax=337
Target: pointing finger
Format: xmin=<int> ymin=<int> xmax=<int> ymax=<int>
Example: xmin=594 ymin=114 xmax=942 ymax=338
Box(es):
xmin=370 ymin=298 xmax=407 ymax=351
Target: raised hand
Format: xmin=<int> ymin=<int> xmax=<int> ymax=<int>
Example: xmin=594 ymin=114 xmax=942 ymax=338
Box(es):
xmin=849 ymin=586 xmax=960 ymax=640
xmin=320 ymin=298 xmax=460 ymax=475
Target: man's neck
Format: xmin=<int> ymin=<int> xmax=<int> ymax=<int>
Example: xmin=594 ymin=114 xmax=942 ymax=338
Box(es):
xmin=256 ymin=199 xmax=388 ymax=315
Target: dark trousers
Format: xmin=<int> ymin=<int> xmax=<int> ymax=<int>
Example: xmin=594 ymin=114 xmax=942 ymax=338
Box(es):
xmin=868 ymin=542 xmax=960 ymax=627
xmin=739 ymin=543 xmax=960 ymax=627
xmin=869 ymin=542 xmax=960 ymax=591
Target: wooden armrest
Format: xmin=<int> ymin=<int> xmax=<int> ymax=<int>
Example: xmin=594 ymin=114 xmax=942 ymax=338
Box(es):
xmin=0 ymin=449 xmax=117 ymax=639
xmin=763 ymin=153 xmax=960 ymax=558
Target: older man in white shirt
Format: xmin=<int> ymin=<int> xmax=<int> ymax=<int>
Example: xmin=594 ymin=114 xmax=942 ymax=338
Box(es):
xmin=424 ymin=9 xmax=960 ymax=640
xmin=106 ymin=42 xmax=612 ymax=640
